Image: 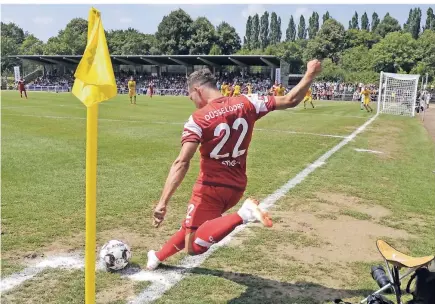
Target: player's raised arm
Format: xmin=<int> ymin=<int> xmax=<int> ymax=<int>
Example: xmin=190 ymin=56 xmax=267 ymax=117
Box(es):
xmin=153 ymin=141 xmax=199 ymax=228
xmin=275 ymin=59 xmax=322 ymax=110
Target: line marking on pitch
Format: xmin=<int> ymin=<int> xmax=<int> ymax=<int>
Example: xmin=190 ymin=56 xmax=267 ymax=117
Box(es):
xmin=0 ymin=114 xmax=378 ymax=298
xmin=354 ymin=148 xmax=384 ymax=154
xmin=0 ymin=254 xmax=85 ymax=293
xmin=127 ymin=114 xmax=379 ymax=304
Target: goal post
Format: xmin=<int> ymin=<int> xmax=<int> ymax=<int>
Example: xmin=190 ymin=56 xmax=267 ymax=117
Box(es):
xmin=377 ymin=72 xmax=420 ymax=117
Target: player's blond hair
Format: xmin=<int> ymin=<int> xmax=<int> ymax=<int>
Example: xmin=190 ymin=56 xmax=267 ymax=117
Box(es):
xmin=187 ymin=69 xmax=217 ymax=90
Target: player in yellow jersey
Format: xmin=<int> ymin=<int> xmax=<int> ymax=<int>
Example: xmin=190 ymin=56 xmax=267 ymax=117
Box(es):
xmin=361 ymin=87 xmax=373 ymax=112
xmin=233 ymin=83 xmax=241 ymax=97
xmin=276 ymin=83 xmax=285 ymax=96
xmin=225 ymin=84 xmax=233 ymax=97
xmin=128 ymin=76 xmax=137 ymax=104
xmin=246 ymin=83 xmax=252 ymax=96
xmin=303 ymin=87 xmax=315 ymax=109
xmin=221 ymin=82 xmax=228 ymax=96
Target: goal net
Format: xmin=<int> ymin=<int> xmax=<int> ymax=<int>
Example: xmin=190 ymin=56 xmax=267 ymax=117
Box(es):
xmin=377 ymin=72 xmax=420 ymax=117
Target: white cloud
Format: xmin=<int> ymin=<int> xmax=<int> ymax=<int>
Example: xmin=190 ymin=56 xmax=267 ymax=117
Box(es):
xmin=241 ymin=4 xmax=266 ymax=19
xmin=294 ymin=7 xmax=313 ymax=19
xmin=119 ymin=17 xmax=133 ymax=24
xmin=32 ymin=17 xmax=53 ymax=25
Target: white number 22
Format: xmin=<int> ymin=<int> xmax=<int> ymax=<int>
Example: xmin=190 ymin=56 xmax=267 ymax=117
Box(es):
xmin=210 ymin=118 xmax=248 ymax=159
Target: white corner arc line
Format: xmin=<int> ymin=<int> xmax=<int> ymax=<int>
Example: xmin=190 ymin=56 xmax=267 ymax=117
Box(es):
xmin=0 ymin=255 xmax=85 ymax=293
xmin=128 ymin=114 xmax=379 ymax=304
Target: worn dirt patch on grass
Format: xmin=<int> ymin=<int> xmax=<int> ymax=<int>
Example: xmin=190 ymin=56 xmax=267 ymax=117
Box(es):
xmin=422 ymin=107 xmax=435 ymax=142
xmin=315 ymin=192 xmax=392 ymax=220
xmin=274 ymin=211 xmax=410 ymax=264
xmin=96 ymin=278 xmax=136 ymax=304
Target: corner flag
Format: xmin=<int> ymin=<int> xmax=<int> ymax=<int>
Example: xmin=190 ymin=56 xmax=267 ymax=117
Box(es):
xmin=72 ymin=7 xmax=117 ymax=304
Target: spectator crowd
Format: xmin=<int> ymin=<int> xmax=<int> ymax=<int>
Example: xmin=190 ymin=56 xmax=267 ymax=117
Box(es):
xmin=6 ymin=70 xmax=435 ymax=104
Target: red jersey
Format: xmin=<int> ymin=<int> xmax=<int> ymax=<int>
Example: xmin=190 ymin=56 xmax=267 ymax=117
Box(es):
xmin=181 ymin=94 xmax=276 ymax=190
xmin=18 ymin=80 xmax=25 ymax=90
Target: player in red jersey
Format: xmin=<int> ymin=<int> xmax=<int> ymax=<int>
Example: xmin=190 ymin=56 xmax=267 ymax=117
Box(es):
xmin=148 ymin=82 xmax=154 ymax=98
xmin=17 ymin=78 xmax=27 ymax=99
xmin=146 ymin=60 xmax=322 ymax=270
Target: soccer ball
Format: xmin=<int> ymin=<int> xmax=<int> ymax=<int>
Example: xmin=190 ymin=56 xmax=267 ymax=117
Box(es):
xmin=99 ymin=240 xmax=131 ymax=271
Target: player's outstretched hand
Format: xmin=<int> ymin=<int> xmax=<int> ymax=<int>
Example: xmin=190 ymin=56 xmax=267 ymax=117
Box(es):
xmin=307 ymin=59 xmax=322 ymax=76
xmin=153 ymin=202 xmax=167 ymax=228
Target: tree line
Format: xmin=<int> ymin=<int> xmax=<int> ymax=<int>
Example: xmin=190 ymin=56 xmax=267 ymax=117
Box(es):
xmin=1 ymin=7 xmax=434 ymax=83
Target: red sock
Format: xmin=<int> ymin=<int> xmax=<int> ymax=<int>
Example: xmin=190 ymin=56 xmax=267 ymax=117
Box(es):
xmin=191 ymin=213 xmax=243 ymax=254
xmin=155 ymin=226 xmax=186 ymax=261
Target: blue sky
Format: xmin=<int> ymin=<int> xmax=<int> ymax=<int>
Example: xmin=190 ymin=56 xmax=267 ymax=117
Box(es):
xmin=1 ymin=4 xmax=432 ymax=42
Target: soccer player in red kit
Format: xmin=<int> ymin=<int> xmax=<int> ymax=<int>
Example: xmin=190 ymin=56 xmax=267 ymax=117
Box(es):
xmin=146 ymin=60 xmax=322 ymax=270
xmin=18 ymin=78 xmax=27 ymax=99
xmin=148 ymin=82 xmax=154 ymax=98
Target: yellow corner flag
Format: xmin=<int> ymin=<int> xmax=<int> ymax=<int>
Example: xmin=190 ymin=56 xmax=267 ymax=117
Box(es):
xmin=72 ymin=7 xmax=117 ymax=106
xmin=72 ymin=7 xmax=117 ymax=304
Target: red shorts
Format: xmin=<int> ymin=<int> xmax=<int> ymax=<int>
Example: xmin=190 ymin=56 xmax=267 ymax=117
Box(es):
xmin=149 ymin=89 xmax=153 ymax=95
xmin=183 ymin=183 xmax=244 ymax=231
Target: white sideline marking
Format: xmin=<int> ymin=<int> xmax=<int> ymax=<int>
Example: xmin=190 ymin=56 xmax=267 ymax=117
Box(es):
xmin=0 ymin=255 xmax=85 ymax=293
xmin=0 ymin=114 xmax=378 ymax=299
xmin=354 ymin=148 xmax=384 ymax=154
xmin=127 ymin=114 xmax=379 ymax=304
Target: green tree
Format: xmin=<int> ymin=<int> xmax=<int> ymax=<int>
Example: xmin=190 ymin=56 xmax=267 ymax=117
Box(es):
xmin=317 ymin=58 xmax=345 ymax=81
xmin=371 ymin=12 xmax=380 ymax=32
xmin=351 ymin=11 xmax=359 ymax=29
xmin=276 ymin=41 xmax=304 ymax=73
xmin=260 ymin=11 xmax=270 ymax=49
xmin=107 ymin=29 xmax=156 ymax=55
xmin=308 ymin=12 xmax=320 ymax=39
xmin=1 ymin=22 xmax=25 ymax=44
xmin=215 ymin=22 xmax=241 ymax=54
xmin=425 ymin=8 xmax=434 ymax=30
xmin=188 ymin=17 xmax=216 ymax=55
xmin=344 ymin=29 xmax=380 ymax=49
xmin=297 ymin=15 xmax=307 ymax=39
xmin=286 ymin=15 xmax=296 ymax=41
xmin=244 ymin=16 xmax=252 ymax=49
xmin=361 ymin=12 xmax=370 ymax=31
xmin=305 ymin=18 xmax=345 ymax=63
xmin=370 ymin=31 xmax=417 ymax=73
xmin=340 ymin=45 xmax=374 ymax=72
xmin=155 ymin=9 xmax=193 ymax=54
xmin=277 ymin=17 xmax=282 ymax=43
xmin=43 ymin=36 xmax=71 ymax=55
xmin=322 ymin=11 xmax=330 ymax=24
xmin=269 ymin=12 xmax=279 ymax=45
xmin=209 ymin=44 xmax=222 ymax=55
xmin=375 ymin=13 xmax=401 ymax=38
xmin=60 ymin=18 xmax=87 ymax=54
xmin=251 ymin=14 xmax=260 ymax=49
xmin=404 ymin=8 xmax=422 ymax=39
xmin=1 ymin=22 xmax=26 ymax=71
xmin=412 ymin=29 xmax=435 ymax=78
xmin=19 ymin=34 xmax=44 ymax=55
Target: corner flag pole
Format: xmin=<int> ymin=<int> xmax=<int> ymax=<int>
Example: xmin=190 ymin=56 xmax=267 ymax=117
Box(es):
xmin=71 ymin=7 xmax=117 ymax=304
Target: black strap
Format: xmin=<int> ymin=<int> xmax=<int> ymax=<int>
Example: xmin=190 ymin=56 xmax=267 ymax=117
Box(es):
xmin=406 ymin=272 xmax=418 ymax=294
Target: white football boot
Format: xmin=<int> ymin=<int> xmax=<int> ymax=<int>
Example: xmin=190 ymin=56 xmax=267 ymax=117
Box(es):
xmin=237 ymin=198 xmax=273 ymax=227
xmin=146 ymin=250 xmax=161 ymax=271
